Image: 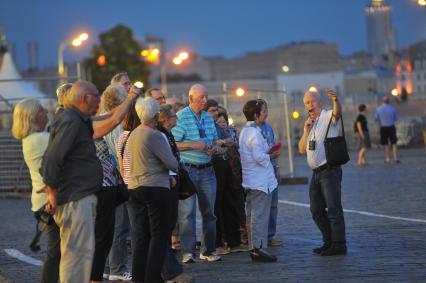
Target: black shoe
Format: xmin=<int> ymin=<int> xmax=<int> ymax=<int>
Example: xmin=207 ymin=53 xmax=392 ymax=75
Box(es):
xmin=320 ymin=244 xmax=347 ymax=256
xmin=313 ymin=243 xmax=331 ymax=255
xmin=250 ymin=248 xmax=277 ymax=262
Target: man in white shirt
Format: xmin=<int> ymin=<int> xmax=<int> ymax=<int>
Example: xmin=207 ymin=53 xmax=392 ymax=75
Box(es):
xmin=298 ymin=89 xmax=347 ymax=256
xmin=239 ymin=100 xmax=280 ymax=262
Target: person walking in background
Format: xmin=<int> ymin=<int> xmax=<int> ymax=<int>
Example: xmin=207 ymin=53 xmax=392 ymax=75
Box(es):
xmin=298 ymin=89 xmax=347 ymax=256
xmin=12 ymin=98 xmax=60 ymax=283
xmin=354 ymin=104 xmax=371 ymax=166
xmin=239 ymin=100 xmax=280 ymax=262
xmin=374 ymin=96 xmax=400 ymax=164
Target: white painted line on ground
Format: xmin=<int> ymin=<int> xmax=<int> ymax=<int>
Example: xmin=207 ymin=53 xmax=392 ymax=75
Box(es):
xmin=4 ymin=249 xmax=42 ymax=266
xmin=279 ymin=199 xmax=426 ymax=224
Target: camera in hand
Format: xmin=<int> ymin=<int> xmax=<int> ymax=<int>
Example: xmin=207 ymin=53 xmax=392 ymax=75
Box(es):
xmin=308 ymin=140 xmax=316 ymax=151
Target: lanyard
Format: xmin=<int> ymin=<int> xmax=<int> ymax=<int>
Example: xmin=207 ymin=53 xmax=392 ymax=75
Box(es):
xmin=189 ymin=107 xmax=206 ymax=131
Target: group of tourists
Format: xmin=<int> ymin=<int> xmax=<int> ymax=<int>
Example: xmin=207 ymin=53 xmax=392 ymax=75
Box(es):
xmin=12 ymin=72 xmax=361 ymax=283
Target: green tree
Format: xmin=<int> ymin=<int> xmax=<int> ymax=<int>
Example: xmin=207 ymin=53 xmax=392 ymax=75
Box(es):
xmin=83 ymin=24 xmax=149 ymax=91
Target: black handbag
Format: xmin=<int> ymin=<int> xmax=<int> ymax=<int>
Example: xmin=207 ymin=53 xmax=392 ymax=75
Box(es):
xmin=323 ymin=115 xmax=350 ymax=166
xmin=114 ymin=169 xmax=129 ymax=206
xmin=176 ymin=164 xmax=197 ymax=200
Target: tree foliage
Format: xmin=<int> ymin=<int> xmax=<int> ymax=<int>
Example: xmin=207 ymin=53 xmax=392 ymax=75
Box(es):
xmin=83 ymin=24 xmax=149 ymax=91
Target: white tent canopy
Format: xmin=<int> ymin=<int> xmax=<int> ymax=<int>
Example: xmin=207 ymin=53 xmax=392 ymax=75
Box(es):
xmin=0 ymin=52 xmax=46 ymax=101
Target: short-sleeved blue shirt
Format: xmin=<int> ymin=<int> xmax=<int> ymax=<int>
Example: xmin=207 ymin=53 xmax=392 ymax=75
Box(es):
xmin=172 ymin=106 xmax=218 ymax=165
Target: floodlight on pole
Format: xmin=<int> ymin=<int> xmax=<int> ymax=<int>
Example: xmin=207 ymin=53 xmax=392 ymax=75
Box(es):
xmin=58 ymin=32 xmax=89 ymax=78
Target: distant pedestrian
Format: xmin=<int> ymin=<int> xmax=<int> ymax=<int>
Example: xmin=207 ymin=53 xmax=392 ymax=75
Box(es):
xmin=354 ymin=104 xmax=371 ymax=166
xmin=298 ymin=89 xmax=347 ymax=256
xmin=374 ymin=97 xmax=400 ymax=164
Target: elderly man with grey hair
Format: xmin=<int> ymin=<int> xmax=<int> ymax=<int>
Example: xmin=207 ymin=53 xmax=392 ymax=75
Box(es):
xmin=126 ymin=97 xmax=178 ymax=283
xmin=298 ymin=89 xmax=347 ymax=257
xmin=172 ymin=84 xmax=222 ymax=263
xmin=41 ymin=80 xmax=139 ymax=283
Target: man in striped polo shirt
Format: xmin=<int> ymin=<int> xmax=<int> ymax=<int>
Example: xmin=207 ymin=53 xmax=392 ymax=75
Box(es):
xmin=172 ymin=84 xmax=222 ymax=263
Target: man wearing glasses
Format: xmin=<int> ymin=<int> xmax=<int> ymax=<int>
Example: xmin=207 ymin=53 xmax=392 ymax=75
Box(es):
xmin=145 ymin=88 xmax=167 ymax=105
xmin=41 ymin=80 xmax=139 ymax=283
xmin=172 ymin=84 xmax=222 ymax=264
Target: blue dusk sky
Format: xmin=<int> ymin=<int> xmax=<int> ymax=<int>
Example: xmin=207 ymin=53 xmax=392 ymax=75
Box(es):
xmin=1 ymin=0 xmax=425 ymax=70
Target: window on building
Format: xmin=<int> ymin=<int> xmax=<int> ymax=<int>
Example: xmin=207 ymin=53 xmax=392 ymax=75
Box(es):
xmin=417 ymin=73 xmax=421 ymax=81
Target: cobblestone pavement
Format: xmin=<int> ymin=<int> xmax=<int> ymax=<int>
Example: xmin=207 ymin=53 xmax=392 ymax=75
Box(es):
xmin=1 ymin=148 xmax=425 ymax=282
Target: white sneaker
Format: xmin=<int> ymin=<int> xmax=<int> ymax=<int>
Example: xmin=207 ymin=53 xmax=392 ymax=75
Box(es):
xmin=199 ymin=252 xmax=221 ymax=262
xmin=109 ymin=272 xmax=132 ymax=281
xmin=182 ymin=253 xmax=195 ymax=264
xmin=103 ymin=273 xmax=109 ymax=280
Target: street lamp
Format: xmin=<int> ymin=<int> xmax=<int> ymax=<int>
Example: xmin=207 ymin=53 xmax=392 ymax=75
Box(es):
xmin=58 ymin=32 xmax=89 ymax=79
xmin=141 ymin=48 xmax=190 ymax=94
xmin=391 ymin=88 xmax=399 ymax=96
xmin=418 ymin=0 xmax=426 ymax=6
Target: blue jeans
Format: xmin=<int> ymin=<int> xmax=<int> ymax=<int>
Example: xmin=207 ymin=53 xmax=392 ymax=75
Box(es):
xmin=178 ymin=165 xmax=217 ymax=255
xmin=104 ymin=203 xmax=130 ymax=275
xmin=267 ymin=186 xmax=278 ymax=241
xmin=309 ymin=165 xmax=346 ymax=244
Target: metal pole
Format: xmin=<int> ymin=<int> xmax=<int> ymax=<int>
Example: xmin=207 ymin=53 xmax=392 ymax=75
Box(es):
xmin=283 ymin=88 xmax=295 ymax=177
xmin=76 ymin=62 xmax=81 ymax=80
xmin=223 ymin=94 xmax=228 ymax=109
xmin=58 ymin=41 xmax=67 ymax=78
xmin=160 ymin=63 xmax=167 ymax=94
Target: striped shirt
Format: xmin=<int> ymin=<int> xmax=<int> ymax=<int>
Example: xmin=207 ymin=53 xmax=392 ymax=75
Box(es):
xmin=172 ymin=106 xmax=218 ymax=165
xmin=116 ymin=131 xmax=131 ymax=185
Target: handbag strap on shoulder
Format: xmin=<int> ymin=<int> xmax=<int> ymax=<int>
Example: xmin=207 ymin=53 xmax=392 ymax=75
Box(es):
xmin=325 ymin=114 xmax=345 ymax=138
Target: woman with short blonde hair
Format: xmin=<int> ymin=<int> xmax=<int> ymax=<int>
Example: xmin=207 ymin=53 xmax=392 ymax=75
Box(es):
xmin=12 ymin=98 xmax=60 ymax=283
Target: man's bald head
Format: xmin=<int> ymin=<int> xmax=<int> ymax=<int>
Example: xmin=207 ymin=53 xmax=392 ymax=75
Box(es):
xmin=303 ymin=91 xmax=322 ymax=118
xmin=188 ymin=84 xmax=208 ymax=113
xmin=67 ymin=80 xmax=101 ymax=116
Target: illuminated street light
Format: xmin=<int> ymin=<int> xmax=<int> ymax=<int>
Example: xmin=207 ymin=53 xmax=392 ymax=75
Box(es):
xmin=134 ymin=81 xmax=144 ymax=88
xmin=292 ymin=111 xmax=300 ymax=119
xmin=173 ymin=57 xmax=183 ymax=65
xmin=308 ymin=86 xmax=318 ymax=92
xmin=391 ymin=88 xmax=399 ymax=96
xmin=179 ymin=51 xmax=189 ymax=60
xmin=282 ymin=65 xmax=290 ymax=73
xmin=236 ymin=88 xmax=245 ymax=97
xmin=58 ymin=32 xmax=89 ymax=78
xmin=418 ymin=0 xmax=426 ymax=6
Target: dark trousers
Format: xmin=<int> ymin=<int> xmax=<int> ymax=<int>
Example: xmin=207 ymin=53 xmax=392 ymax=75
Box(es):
xmin=161 ymin=184 xmax=183 ymax=280
xmin=40 ymin=220 xmax=60 ymax=283
xmin=213 ymin=158 xmax=241 ymax=248
xmin=128 ymin=186 xmax=171 ymax=283
xmin=91 ymin=187 xmax=117 ymax=281
xmin=309 ymin=166 xmax=346 ymax=245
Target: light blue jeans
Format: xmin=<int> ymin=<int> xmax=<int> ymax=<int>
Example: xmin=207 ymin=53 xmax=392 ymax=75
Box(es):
xmin=104 ymin=203 xmax=131 ymax=275
xmin=178 ymin=165 xmax=217 ymax=255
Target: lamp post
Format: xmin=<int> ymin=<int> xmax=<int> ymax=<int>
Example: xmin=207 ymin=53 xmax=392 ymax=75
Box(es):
xmin=58 ymin=32 xmax=89 ymax=80
xmin=141 ymin=48 xmax=189 ymax=94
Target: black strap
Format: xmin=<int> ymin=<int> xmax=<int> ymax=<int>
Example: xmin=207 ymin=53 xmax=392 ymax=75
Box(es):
xmin=325 ymin=114 xmax=345 ymax=138
xmin=120 ymin=131 xmax=132 ymax=159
